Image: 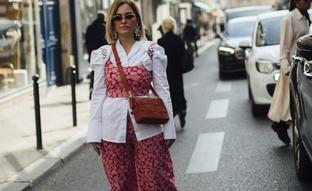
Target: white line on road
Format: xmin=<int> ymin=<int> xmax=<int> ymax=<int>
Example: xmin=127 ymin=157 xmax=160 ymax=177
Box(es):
xmin=205 ymin=99 xmax=229 ymax=119
xmin=215 ymin=81 xmax=232 ymax=93
xmin=186 ymin=132 xmax=225 ymax=174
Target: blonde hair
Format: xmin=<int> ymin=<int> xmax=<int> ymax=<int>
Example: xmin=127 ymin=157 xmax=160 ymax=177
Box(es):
xmin=161 ymin=17 xmax=176 ymax=33
xmin=106 ymin=0 xmax=145 ymax=44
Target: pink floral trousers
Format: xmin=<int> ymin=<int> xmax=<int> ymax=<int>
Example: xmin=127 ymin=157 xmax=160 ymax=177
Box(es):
xmin=100 ymin=116 xmax=178 ymax=191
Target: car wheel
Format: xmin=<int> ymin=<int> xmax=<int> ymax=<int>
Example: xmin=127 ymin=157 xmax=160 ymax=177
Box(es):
xmin=219 ymin=69 xmax=225 ymax=79
xmin=292 ymin=99 xmax=312 ymax=181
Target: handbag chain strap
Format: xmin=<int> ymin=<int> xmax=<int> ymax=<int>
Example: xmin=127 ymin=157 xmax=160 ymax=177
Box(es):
xmin=112 ymin=43 xmax=159 ymax=98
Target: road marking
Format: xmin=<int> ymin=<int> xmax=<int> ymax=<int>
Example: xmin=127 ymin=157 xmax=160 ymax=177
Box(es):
xmin=186 ymin=132 xmax=225 ymax=174
xmin=215 ymin=81 xmax=232 ymax=92
xmin=205 ymin=99 xmax=229 ymax=119
xmin=184 ymin=82 xmax=200 ymax=90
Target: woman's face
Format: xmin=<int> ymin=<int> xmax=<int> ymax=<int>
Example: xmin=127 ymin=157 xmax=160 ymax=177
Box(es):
xmin=113 ymin=4 xmax=137 ymax=39
xmin=297 ymin=0 xmax=311 ymax=11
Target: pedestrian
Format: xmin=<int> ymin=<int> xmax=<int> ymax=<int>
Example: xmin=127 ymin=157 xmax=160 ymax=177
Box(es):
xmin=87 ymin=0 xmax=178 ymax=190
xmin=158 ymin=17 xmax=187 ymax=128
xmin=85 ymin=10 xmax=108 ymax=100
xmin=85 ymin=10 xmax=108 ymax=62
xmin=183 ymin=19 xmax=199 ymax=57
xmin=267 ymin=0 xmax=311 ymax=144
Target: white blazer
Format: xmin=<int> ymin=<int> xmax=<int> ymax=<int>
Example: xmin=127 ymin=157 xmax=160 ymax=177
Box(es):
xmin=87 ymin=40 xmax=176 ymax=143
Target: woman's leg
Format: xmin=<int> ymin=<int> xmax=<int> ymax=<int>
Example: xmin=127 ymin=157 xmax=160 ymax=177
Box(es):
xmin=100 ymin=116 xmax=138 ymax=191
xmin=271 ymin=121 xmax=290 ymax=144
xmin=134 ymin=133 xmax=178 ymax=191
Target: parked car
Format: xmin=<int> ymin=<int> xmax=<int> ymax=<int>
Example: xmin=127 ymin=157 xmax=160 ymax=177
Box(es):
xmin=290 ymin=34 xmax=312 ymax=181
xmin=214 ymin=6 xmax=275 ymax=38
xmin=217 ymin=16 xmax=257 ymax=79
xmin=224 ymin=5 xmax=275 ymax=22
xmin=239 ymin=10 xmax=287 ymax=116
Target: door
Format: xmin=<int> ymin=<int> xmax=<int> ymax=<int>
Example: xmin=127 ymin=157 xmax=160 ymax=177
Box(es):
xmin=298 ymin=60 xmax=312 ymax=151
xmin=39 ymin=0 xmax=62 ymax=86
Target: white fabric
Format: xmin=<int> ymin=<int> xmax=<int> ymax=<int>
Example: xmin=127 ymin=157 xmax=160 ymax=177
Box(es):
xmin=87 ymin=40 xmax=176 ymax=143
xmin=268 ymin=8 xmax=309 ymax=122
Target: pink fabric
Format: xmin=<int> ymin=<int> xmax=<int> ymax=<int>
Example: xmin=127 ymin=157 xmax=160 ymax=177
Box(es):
xmin=105 ymin=60 xmax=152 ymax=98
xmin=100 ymin=115 xmax=178 ymax=191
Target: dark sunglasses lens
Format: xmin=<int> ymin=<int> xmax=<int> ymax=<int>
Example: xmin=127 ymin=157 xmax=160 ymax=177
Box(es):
xmin=112 ymin=15 xmax=122 ymax=21
xmin=125 ymin=14 xmax=135 ymax=20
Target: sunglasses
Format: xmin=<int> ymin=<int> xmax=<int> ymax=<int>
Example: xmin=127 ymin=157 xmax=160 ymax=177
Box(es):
xmin=112 ymin=12 xmax=136 ymax=22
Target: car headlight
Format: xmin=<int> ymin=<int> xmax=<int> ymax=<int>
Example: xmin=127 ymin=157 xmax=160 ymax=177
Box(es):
xmin=256 ymin=59 xmax=274 ymax=74
xmin=218 ymin=46 xmax=235 ymax=55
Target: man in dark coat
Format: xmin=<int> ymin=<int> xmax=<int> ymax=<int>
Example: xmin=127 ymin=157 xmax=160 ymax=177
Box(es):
xmin=85 ymin=11 xmax=108 ymax=61
xmin=183 ymin=19 xmax=199 ymax=57
xmin=85 ymin=11 xmax=108 ymax=99
xmin=158 ymin=17 xmax=187 ymax=128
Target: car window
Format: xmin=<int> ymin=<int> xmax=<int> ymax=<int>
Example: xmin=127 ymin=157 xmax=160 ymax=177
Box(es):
xmin=226 ymin=20 xmax=255 ymax=37
xmin=256 ymin=16 xmax=283 ymax=46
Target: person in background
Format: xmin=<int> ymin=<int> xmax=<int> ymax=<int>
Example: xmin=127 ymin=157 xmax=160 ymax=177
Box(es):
xmin=87 ymin=0 xmax=178 ymax=190
xmin=268 ymin=0 xmax=311 ymax=144
xmin=85 ymin=10 xmax=108 ymax=100
xmin=158 ymin=17 xmax=187 ymax=128
xmin=183 ymin=19 xmax=199 ymax=57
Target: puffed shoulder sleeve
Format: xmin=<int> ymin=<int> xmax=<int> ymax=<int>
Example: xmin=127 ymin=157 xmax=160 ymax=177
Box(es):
xmin=153 ymin=43 xmax=167 ymax=62
xmin=141 ymin=42 xmax=168 ymax=71
xmin=90 ymin=46 xmax=111 ymax=70
xmin=87 ymin=46 xmax=111 ymax=143
xmin=151 ymin=43 xmax=176 ymax=140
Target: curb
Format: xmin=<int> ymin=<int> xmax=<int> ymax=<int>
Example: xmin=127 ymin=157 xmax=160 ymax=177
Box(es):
xmin=0 ymin=129 xmax=87 ymax=191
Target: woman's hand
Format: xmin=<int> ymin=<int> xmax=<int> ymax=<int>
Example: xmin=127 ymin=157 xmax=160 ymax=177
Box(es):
xmin=165 ymin=139 xmax=175 ymax=149
xmin=90 ymin=142 xmax=101 ymax=155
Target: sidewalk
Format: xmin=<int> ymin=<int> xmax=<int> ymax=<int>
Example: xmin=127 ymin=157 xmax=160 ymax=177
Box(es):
xmin=0 ymin=35 xmax=215 ymax=191
xmin=0 ymin=82 xmax=90 ymax=191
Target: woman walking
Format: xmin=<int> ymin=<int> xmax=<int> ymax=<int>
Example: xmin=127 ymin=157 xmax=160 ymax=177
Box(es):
xmin=87 ymin=0 xmax=178 ymax=190
xmin=158 ymin=17 xmax=187 ymax=128
xmin=268 ymin=0 xmax=311 ymax=144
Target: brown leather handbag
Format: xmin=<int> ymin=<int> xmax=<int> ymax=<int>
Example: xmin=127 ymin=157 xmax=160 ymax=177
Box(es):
xmin=112 ymin=43 xmax=169 ymax=124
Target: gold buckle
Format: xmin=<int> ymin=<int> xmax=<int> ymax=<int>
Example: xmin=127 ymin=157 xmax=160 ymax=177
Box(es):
xmin=128 ymin=91 xmax=133 ymax=98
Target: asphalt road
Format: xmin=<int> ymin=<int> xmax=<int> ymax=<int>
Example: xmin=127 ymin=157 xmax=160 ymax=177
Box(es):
xmin=32 ymin=40 xmax=312 ymax=191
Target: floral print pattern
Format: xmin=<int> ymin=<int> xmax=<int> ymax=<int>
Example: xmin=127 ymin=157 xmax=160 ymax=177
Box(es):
xmin=100 ymin=115 xmax=178 ymax=191
xmin=105 ymin=60 xmax=152 ymax=98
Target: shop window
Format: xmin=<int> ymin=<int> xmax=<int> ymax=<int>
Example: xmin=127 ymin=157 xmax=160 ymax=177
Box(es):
xmin=0 ymin=0 xmax=38 ymax=95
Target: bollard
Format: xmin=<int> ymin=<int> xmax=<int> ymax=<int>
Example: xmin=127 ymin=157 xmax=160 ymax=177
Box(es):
xmin=32 ymin=74 xmax=43 ymax=150
xmin=71 ymin=65 xmax=77 ymax=127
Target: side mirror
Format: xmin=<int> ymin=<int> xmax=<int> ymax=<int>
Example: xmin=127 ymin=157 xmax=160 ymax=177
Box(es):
xmin=239 ymin=40 xmax=251 ymax=50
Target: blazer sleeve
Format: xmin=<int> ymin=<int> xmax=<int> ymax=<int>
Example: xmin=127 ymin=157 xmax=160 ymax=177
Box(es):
xmin=151 ymin=44 xmax=176 ymax=140
xmin=279 ymin=15 xmax=294 ymax=75
xmin=87 ymin=47 xmax=109 ymax=143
